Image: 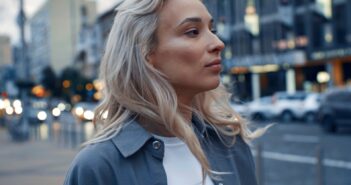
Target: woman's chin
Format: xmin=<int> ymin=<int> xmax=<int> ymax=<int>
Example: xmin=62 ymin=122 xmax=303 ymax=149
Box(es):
xmin=201 ymin=78 xmax=221 ymax=92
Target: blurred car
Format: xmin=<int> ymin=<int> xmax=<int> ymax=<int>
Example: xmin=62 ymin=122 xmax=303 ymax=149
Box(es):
xmin=48 ymin=99 xmax=72 ymax=120
xmin=28 ymin=98 xmax=48 ymax=125
xmin=230 ymin=100 xmax=249 ymax=118
xmin=72 ymin=102 xmax=97 ymax=122
xmin=0 ymin=98 xmax=6 ymax=117
xmin=301 ymin=93 xmax=321 ymax=123
xmin=2 ymin=98 xmax=22 ymax=116
xmin=247 ymin=96 xmax=275 ymax=121
xmin=0 ymin=98 xmax=5 ymax=126
xmin=50 ymin=98 xmax=72 ymax=112
xmin=271 ymin=91 xmax=307 ymax=122
xmin=28 ymin=108 xmax=48 ymax=125
xmin=317 ymin=88 xmax=351 ymax=133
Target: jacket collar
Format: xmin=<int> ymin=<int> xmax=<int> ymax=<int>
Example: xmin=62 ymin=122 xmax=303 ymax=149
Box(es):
xmin=111 ymin=114 xmax=210 ymax=158
xmin=111 ymin=119 xmax=152 ymax=158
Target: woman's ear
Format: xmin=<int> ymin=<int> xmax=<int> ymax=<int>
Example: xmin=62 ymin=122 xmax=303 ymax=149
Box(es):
xmin=146 ymin=52 xmax=156 ymax=66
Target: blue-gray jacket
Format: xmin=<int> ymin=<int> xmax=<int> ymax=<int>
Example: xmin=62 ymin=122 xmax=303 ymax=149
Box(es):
xmin=64 ymin=116 xmax=258 ymax=185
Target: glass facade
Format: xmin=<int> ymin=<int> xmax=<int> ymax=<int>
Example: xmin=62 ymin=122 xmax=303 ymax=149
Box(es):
xmin=203 ymin=0 xmax=351 ymax=99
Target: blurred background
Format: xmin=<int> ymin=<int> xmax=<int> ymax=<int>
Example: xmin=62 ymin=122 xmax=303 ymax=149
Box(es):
xmin=0 ymin=0 xmax=350 ymax=184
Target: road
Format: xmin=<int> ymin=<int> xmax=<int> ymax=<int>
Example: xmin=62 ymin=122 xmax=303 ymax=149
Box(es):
xmin=0 ymin=128 xmax=77 ymax=185
xmin=252 ymin=121 xmax=351 ymax=185
xmin=1 ymin=112 xmax=350 ymax=185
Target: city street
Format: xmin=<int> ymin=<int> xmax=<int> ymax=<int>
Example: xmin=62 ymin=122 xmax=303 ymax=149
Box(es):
xmin=1 ymin=0 xmax=351 ymax=185
xmin=252 ymin=121 xmax=351 ymax=185
xmin=0 ymin=114 xmax=350 ymax=185
xmin=0 ymin=128 xmax=77 ymax=185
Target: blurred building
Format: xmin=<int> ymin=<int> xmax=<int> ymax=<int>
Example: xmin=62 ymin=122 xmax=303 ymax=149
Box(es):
xmin=29 ymin=0 xmax=84 ymax=79
xmin=96 ymin=0 xmax=126 ymax=54
xmin=0 ymin=35 xmax=13 ymax=94
xmin=97 ymin=4 xmax=118 ymax=47
xmin=75 ymin=0 xmax=101 ymax=79
xmin=0 ymin=36 xmax=12 ymax=67
xmin=90 ymin=4 xmax=118 ymax=78
xmin=29 ymin=2 xmax=50 ymax=82
xmin=204 ymin=0 xmax=351 ymax=100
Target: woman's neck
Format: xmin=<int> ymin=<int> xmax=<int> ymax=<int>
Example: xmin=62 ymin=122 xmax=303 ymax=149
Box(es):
xmin=138 ymin=94 xmax=194 ymax=137
xmin=177 ymin=94 xmax=194 ymax=123
xmin=138 ymin=116 xmax=175 ymax=137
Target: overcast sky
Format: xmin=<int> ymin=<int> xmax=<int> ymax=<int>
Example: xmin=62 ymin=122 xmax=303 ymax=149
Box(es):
xmin=0 ymin=0 xmax=120 ymax=45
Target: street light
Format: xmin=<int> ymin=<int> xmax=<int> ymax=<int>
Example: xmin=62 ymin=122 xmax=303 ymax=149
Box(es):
xmin=9 ymin=0 xmax=31 ymax=141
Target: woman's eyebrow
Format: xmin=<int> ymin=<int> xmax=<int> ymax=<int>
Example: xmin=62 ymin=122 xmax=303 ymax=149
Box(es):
xmin=177 ymin=17 xmax=213 ymax=27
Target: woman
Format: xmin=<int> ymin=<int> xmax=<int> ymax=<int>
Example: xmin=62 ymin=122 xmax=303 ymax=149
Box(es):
xmin=64 ymin=0 xmax=266 ymax=184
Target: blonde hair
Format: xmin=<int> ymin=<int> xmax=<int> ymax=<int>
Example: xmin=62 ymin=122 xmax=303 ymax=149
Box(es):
xmin=86 ymin=0 xmax=266 ymax=180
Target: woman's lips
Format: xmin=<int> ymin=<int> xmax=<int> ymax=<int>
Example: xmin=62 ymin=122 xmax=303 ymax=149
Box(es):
xmin=204 ymin=59 xmax=221 ymax=67
xmin=205 ymin=59 xmax=222 ymax=72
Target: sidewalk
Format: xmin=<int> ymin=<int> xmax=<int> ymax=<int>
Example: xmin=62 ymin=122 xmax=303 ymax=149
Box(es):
xmin=0 ymin=128 xmax=78 ymax=185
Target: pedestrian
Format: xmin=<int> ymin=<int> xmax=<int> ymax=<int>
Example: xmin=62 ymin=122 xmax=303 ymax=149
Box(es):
xmin=64 ymin=0 xmax=267 ymax=184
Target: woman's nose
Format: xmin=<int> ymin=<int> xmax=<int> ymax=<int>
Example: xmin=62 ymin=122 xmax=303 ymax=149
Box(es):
xmin=209 ymin=34 xmax=225 ymax=54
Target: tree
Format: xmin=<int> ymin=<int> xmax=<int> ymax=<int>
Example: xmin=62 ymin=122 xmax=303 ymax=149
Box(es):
xmin=41 ymin=66 xmax=60 ymax=97
xmin=60 ymin=67 xmax=91 ymax=103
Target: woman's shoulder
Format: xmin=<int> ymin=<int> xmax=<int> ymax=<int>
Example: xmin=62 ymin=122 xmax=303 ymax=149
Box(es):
xmin=73 ymin=139 xmax=124 ymax=169
xmin=64 ymin=140 xmax=120 ymax=185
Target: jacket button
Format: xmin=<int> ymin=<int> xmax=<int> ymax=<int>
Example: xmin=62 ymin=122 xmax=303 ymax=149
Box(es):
xmin=152 ymin=140 xmax=161 ymax=150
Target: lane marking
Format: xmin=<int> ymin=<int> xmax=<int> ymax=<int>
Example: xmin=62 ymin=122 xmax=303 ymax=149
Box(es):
xmin=252 ymin=150 xmax=351 ymax=170
xmin=283 ymin=134 xmax=320 ymax=143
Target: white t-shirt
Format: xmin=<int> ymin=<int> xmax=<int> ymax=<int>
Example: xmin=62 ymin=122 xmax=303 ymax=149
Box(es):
xmin=153 ymin=135 xmax=214 ymax=185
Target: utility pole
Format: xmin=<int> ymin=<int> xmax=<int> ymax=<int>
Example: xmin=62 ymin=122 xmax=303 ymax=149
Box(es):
xmin=11 ymin=0 xmax=32 ymax=141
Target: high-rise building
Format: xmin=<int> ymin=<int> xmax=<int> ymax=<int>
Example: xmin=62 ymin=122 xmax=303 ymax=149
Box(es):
xmin=0 ymin=35 xmax=12 ymax=67
xmin=204 ymin=0 xmax=351 ymax=100
xmin=29 ymin=2 xmax=50 ymax=82
xmin=0 ymin=35 xmax=15 ymax=95
xmin=49 ymin=0 xmax=81 ymax=75
xmin=96 ymin=0 xmax=125 ymax=50
xmin=75 ymin=0 xmax=101 ymax=79
xmin=29 ymin=0 xmax=84 ymax=79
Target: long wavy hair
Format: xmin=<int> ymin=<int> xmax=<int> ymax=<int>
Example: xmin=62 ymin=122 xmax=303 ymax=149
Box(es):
xmin=86 ymin=0 xmax=266 ymax=180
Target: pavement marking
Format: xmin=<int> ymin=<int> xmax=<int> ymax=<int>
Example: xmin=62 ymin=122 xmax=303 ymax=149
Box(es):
xmin=252 ymin=150 xmax=351 ymax=170
xmin=283 ymin=134 xmax=320 ymax=143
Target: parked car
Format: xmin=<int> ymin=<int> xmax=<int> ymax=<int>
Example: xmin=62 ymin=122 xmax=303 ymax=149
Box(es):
xmin=230 ymin=99 xmax=249 ymax=118
xmin=72 ymin=102 xmax=97 ymax=122
xmin=271 ymin=91 xmax=307 ymax=122
xmin=0 ymin=98 xmax=5 ymax=126
xmin=301 ymin=93 xmax=321 ymax=123
xmin=317 ymin=88 xmax=351 ymax=133
xmin=246 ymin=96 xmax=275 ymax=121
xmin=28 ymin=98 xmax=48 ymax=125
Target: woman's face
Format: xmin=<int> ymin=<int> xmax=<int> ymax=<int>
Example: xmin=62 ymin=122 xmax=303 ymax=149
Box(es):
xmin=148 ymin=0 xmax=225 ymax=96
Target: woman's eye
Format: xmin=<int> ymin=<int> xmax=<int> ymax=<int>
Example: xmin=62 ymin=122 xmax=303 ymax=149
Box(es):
xmin=185 ymin=29 xmax=200 ymax=37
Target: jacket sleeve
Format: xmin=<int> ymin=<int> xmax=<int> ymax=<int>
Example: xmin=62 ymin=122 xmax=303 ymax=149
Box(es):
xmin=63 ymin=146 xmax=118 ymax=185
xmin=234 ymin=135 xmax=259 ymax=185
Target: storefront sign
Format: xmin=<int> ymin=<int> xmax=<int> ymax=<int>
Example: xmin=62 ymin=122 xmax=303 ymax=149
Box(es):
xmin=228 ymin=51 xmax=306 ymax=68
xmin=312 ymin=48 xmax=351 ymax=60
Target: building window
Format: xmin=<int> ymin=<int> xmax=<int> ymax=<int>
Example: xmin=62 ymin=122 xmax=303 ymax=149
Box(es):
xmin=333 ymin=4 xmax=347 ymax=46
xmin=312 ymin=16 xmax=324 ymax=49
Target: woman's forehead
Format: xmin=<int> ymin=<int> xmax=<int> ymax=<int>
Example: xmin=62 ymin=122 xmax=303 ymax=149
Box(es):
xmin=159 ymin=0 xmax=211 ymax=26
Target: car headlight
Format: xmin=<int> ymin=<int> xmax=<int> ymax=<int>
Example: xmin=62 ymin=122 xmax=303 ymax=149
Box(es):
xmin=83 ymin=110 xmax=94 ymax=121
xmin=74 ymin=107 xmax=84 ymax=117
xmin=102 ymin=111 xmax=108 ymax=119
xmin=52 ymin=107 xmax=61 ymax=117
xmin=13 ymin=100 xmax=22 ymax=108
xmin=5 ymin=107 xmax=14 ymax=115
xmin=14 ymin=106 xmax=23 ymax=115
xmin=57 ymin=103 xmax=66 ymax=111
xmin=3 ymin=99 xmax=11 ymax=108
xmin=0 ymin=99 xmax=4 ymax=109
xmin=37 ymin=111 xmax=47 ymax=121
